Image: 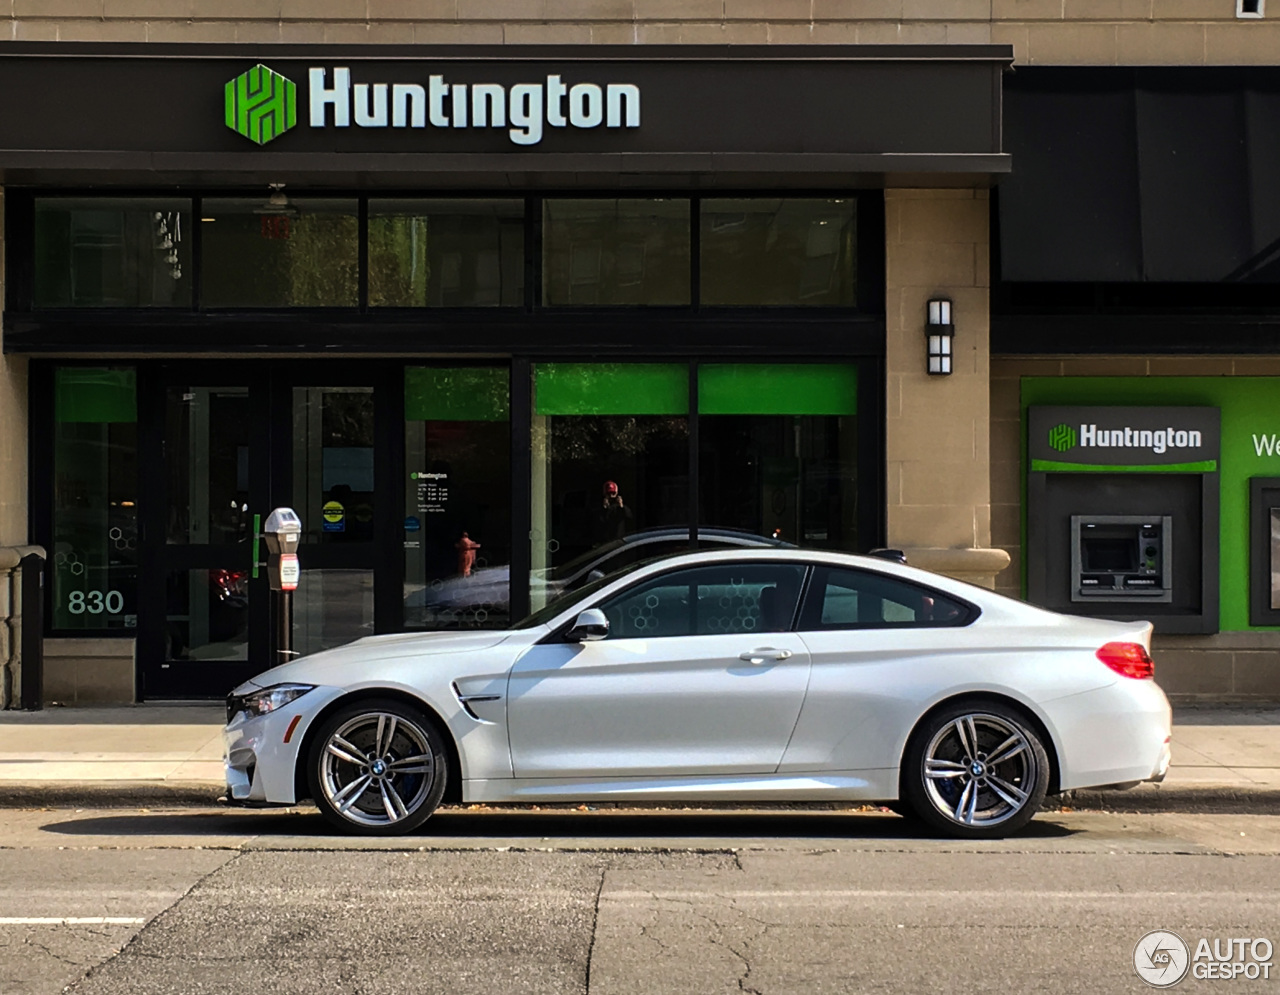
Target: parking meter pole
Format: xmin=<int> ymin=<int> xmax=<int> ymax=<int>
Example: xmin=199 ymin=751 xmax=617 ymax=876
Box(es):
xmin=263 ymin=508 xmax=302 ymax=670
xmin=276 ymin=589 xmax=293 ymax=668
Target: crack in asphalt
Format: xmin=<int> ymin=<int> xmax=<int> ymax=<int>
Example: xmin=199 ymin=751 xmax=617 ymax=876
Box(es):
xmin=583 ymin=867 xmax=607 ymax=995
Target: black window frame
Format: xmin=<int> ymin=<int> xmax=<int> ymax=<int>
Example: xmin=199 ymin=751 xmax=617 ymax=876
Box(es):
xmin=796 ymin=564 xmax=980 ymax=631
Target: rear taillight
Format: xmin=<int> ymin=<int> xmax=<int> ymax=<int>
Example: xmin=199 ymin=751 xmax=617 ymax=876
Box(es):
xmin=1097 ymin=641 xmax=1154 ymax=679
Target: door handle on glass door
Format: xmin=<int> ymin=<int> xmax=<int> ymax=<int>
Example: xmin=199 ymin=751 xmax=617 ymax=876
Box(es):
xmin=738 ymin=648 xmax=793 ymax=665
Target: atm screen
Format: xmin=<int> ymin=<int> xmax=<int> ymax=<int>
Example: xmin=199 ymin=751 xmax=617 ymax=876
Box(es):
xmin=1082 ymin=537 xmax=1138 ymax=572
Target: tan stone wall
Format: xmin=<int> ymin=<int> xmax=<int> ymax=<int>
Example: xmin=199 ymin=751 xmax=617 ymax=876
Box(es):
xmin=0 ymin=189 xmax=27 ymax=550
xmin=6 ymin=0 xmax=1280 ymax=66
xmin=884 ymin=189 xmax=1001 ymax=583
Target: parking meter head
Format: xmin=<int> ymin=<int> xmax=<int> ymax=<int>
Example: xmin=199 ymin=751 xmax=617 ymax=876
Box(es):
xmin=263 ymin=507 xmax=302 ymax=555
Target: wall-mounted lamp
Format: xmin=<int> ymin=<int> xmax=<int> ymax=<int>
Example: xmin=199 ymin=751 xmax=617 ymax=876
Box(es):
xmin=926 ymin=298 xmax=955 ymax=376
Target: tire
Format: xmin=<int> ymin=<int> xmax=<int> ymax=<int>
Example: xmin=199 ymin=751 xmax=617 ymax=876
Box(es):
xmin=901 ymin=699 xmax=1050 ymax=840
xmin=306 ymin=698 xmax=449 ymax=836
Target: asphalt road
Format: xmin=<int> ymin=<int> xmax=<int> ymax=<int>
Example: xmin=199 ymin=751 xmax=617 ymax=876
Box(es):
xmin=2 ymin=807 xmax=1279 ymax=994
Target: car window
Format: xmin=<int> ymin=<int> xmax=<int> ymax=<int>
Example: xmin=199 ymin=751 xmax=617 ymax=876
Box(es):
xmin=801 ymin=566 xmax=974 ymax=630
xmin=596 ymin=563 xmax=807 ymax=639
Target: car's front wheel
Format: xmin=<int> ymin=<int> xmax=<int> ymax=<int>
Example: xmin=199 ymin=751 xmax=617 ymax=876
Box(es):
xmin=306 ymin=699 xmax=448 ymax=836
xmin=901 ymin=700 xmax=1049 ymax=839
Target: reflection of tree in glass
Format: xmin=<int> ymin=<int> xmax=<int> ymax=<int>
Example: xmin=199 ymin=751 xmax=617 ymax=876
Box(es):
xmin=284 ymin=211 xmax=359 ymax=306
xmin=368 ymin=215 xmax=430 ymax=307
xmin=551 ymin=416 xmax=688 ymax=460
xmin=322 ymin=392 xmax=375 ymax=447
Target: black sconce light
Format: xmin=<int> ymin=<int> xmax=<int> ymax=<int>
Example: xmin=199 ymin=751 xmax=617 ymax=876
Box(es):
xmin=926 ymin=298 xmax=955 ymax=376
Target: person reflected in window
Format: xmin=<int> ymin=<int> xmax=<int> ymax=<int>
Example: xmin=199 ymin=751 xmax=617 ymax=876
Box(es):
xmin=592 ymin=480 xmax=634 ymax=545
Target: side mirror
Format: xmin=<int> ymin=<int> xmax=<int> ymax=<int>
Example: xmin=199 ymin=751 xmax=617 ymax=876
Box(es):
xmin=567 ymin=608 xmax=610 ymax=642
xmin=586 ymin=569 xmax=606 ymax=583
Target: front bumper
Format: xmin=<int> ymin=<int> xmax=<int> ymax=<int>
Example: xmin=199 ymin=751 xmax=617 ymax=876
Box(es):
xmin=223 ymin=685 xmax=345 ymax=804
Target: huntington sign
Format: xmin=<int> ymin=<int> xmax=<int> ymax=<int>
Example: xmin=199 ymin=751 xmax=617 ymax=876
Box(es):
xmin=224 ymin=65 xmax=641 ymax=147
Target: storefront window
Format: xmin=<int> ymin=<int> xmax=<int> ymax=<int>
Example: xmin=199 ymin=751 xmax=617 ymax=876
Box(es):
xmin=531 ymin=363 xmax=690 ymax=610
xmin=34 ymin=198 xmax=192 ymax=307
xmin=368 ymin=199 xmax=524 ymax=307
xmin=292 ymin=387 xmax=375 ymax=545
xmin=698 ymin=364 xmax=859 ymax=549
xmin=51 ymin=368 xmax=138 ymax=631
xmin=542 ymin=199 xmax=691 ymax=306
xmin=700 ymin=199 xmax=857 ymax=306
xmin=200 ymin=197 xmax=358 ymax=307
xmin=404 ymin=367 xmax=512 ymax=629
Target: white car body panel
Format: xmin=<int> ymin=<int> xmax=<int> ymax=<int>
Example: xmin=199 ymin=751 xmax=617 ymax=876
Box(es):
xmin=507 ymin=632 xmax=810 ymax=778
xmin=223 ymin=549 xmax=1172 ymax=809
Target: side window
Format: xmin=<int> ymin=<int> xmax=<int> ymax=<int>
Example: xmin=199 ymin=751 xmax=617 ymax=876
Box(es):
xmin=596 ymin=563 xmax=807 ymax=639
xmin=802 ymin=567 xmax=974 ymax=630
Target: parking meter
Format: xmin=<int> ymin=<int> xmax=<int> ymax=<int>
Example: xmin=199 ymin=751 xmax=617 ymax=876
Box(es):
xmin=263 ymin=507 xmax=302 ymax=591
xmin=262 ymin=508 xmax=301 ymax=665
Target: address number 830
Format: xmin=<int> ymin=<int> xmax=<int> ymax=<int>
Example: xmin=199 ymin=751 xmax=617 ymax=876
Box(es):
xmin=67 ymin=590 xmax=125 ymax=615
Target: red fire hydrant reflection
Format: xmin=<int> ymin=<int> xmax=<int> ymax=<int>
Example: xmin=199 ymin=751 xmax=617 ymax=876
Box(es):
xmin=456 ymin=532 xmax=481 ymax=577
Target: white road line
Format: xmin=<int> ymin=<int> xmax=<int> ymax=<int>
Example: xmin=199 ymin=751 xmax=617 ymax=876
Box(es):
xmin=0 ymin=917 xmax=145 ymax=925
xmin=603 ymin=890 xmax=1280 ymax=901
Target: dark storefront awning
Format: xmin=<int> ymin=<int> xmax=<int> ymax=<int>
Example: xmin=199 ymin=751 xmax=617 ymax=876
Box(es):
xmin=0 ymin=43 xmax=1011 ymax=189
xmin=1000 ymin=68 xmax=1280 ymax=283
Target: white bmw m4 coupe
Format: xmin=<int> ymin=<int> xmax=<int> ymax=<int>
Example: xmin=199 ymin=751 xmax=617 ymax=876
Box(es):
xmin=224 ymin=549 xmax=1172 ymax=840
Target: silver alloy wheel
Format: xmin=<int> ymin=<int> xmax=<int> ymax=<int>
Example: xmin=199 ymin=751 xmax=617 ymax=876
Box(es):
xmin=318 ymin=712 xmax=436 ymax=828
xmin=921 ymin=711 xmax=1038 ymax=829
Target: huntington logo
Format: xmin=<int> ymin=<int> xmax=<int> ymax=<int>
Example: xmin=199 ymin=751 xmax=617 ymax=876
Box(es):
xmin=1048 ymin=423 xmax=1077 ymax=452
xmin=225 ymin=65 xmax=297 ymax=145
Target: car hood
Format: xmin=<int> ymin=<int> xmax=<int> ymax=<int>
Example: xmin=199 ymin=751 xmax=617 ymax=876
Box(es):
xmin=233 ymin=628 xmax=518 ymax=693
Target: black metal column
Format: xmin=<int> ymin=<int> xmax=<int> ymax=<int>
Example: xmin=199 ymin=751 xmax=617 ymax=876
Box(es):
xmin=19 ymin=553 xmax=44 ymax=711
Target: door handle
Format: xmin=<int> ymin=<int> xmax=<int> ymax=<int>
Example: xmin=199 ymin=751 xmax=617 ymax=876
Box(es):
xmin=738 ymin=648 xmax=794 ymax=665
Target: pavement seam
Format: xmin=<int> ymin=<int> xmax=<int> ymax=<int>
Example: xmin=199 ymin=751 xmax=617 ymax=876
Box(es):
xmin=583 ymin=867 xmax=607 ymax=995
xmin=61 ymin=848 xmax=244 ymax=993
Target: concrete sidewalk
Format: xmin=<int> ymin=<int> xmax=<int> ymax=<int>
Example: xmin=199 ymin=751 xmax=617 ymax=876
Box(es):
xmin=0 ymin=703 xmax=1278 ymax=812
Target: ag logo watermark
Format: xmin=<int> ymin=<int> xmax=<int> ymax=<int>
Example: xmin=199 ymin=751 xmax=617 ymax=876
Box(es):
xmin=1135 ymin=930 xmax=1274 ymax=987
xmin=1135 ymin=931 xmax=1190 ymax=988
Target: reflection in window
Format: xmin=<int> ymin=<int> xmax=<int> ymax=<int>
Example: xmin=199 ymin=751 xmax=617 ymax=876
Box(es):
xmin=701 ymin=198 xmax=857 ymax=306
xmin=698 ymin=365 xmax=858 ymax=550
xmin=543 ymin=199 xmax=690 ymax=306
xmin=294 ymin=569 xmax=374 ymax=655
xmin=201 ymin=197 xmax=358 ymax=307
xmin=531 ymin=363 xmax=690 ymax=610
xmin=292 ymin=387 xmax=375 ymax=545
xmin=807 ymin=567 xmax=971 ymax=629
xmin=35 ymin=198 xmax=192 ymax=307
xmin=51 ymin=368 xmax=139 ymax=631
xmin=165 ymin=387 xmax=252 ymax=546
xmin=165 ymin=569 xmax=249 ymax=661
xmin=598 ymin=563 xmax=806 ymax=639
xmin=368 ymin=199 xmax=524 ymax=307
xmin=1270 ymin=508 xmax=1280 ymax=610
xmin=404 ymin=368 xmax=512 ymax=630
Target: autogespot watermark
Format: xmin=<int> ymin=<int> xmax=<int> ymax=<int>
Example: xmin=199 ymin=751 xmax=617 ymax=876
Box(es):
xmin=1134 ymin=930 xmax=1275 ymax=987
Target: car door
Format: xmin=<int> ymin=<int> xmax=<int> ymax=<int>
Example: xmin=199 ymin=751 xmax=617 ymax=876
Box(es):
xmin=507 ymin=561 xmax=811 ymax=779
xmin=780 ymin=564 xmax=979 ymax=774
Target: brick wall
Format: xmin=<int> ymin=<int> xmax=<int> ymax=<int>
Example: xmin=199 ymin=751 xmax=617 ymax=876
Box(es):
xmin=5 ymin=0 xmax=1280 ymax=66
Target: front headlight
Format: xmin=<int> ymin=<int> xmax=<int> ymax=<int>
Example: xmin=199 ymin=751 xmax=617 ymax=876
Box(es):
xmin=233 ymin=683 xmax=315 ymax=719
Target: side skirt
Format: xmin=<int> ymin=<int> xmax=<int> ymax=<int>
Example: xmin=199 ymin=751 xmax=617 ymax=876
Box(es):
xmin=462 ymin=770 xmax=898 ymax=804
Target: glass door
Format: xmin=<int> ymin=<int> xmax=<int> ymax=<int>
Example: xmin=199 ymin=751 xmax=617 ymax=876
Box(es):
xmin=138 ymin=367 xmax=269 ymax=697
xmin=137 ymin=364 xmax=384 ymax=698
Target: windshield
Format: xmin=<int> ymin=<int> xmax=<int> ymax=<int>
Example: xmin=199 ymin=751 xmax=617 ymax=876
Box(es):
xmin=511 ymin=561 xmax=645 ymax=629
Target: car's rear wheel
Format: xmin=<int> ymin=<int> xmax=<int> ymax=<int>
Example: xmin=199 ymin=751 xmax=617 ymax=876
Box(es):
xmin=901 ymin=700 xmax=1049 ymax=840
xmin=307 ymin=699 xmax=448 ymax=836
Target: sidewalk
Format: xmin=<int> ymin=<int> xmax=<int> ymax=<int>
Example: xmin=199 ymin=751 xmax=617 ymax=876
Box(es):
xmin=0 ymin=703 xmax=1278 ymax=812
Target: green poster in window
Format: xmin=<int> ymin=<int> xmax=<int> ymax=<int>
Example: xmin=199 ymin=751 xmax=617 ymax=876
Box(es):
xmin=699 ymin=364 xmax=858 ymax=416
xmin=535 ymin=363 xmax=688 ymax=416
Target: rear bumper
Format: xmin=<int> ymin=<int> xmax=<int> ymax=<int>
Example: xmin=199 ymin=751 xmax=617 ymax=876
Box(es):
xmin=1044 ymin=679 xmax=1173 ymax=792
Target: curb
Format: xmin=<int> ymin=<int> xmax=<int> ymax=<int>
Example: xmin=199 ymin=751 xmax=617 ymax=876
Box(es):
xmin=0 ymin=781 xmax=225 ymax=808
xmin=1059 ymin=785 xmax=1280 ymax=815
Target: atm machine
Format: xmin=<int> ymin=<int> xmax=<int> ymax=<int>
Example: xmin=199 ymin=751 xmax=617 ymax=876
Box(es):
xmin=1026 ymin=406 xmax=1219 ymax=634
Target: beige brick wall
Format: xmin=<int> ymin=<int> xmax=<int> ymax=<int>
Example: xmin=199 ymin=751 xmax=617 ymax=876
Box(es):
xmin=885 ymin=189 xmax=996 ymax=570
xmin=6 ymin=0 xmax=1280 ymax=66
xmin=0 ymin=189 xmax=27 ymax=549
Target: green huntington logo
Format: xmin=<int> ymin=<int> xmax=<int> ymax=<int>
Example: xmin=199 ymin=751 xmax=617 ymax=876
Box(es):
xmin=1048 ymin=423 xmax=1077 ymax=452
xmin=225 ymin=65 xmax=297 ymax=145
